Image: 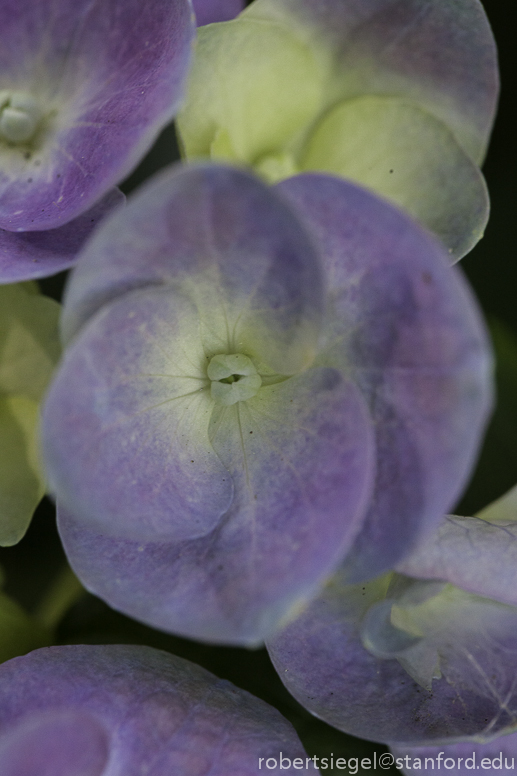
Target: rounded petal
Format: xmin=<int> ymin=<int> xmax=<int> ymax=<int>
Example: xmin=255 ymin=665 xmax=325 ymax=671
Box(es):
xmin=300 ymin=96 xmax=489 ymax=260
xmin=43 ymin=287 xmax=234 ymax=543
xmin=397 ymin=491 xmax=517 ymax=608
xmin=0 ymin=0 xmax=194 ymax=231
xmin=0 ymin=189 xmax=125 ymax=282
xmin=193 ymin=0 xmax=245 ymax=26
xmin=0 ymin=644 xmax=314 ymax=775
xmin=61 ymin=164 xmax=325 ymax=377
xmin=56 ymin=367 xmax=374 ymax=644
xmin=245 ymin=0 xmax=499 ymax=163
xmin=276 ymin=173 xmax=493 ymax=582
xmin=0 ymin=711 xmax=109 ymax=776
xmin=267 ymin=573 xmax=517 ymax=745
xmin=177 ymin=18 xmax=324 ymax=166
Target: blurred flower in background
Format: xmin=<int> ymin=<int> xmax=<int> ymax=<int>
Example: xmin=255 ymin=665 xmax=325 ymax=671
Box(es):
xmin=0 ymin=282 xmax=60 ymax=546
xmin=0 ymin=0 xmax=194 ymax=281
xmin=0 ymin=644 xmax=317 ymax=775
xmin=178 ymin=0 xmax=498 ymax=259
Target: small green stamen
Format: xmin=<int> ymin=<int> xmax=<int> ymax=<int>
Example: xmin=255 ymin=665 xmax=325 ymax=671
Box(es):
xmin=0 ymin=91 xmax=43 ymax=144
xmin=207 ymin=353 xmax=262 ymax=406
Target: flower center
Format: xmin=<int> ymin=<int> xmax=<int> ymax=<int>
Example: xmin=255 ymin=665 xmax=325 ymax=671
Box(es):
xmin=0 ymin=90 xmax=43 ymax=144
xmin=207 ymin=353 xmax=262 ymax=406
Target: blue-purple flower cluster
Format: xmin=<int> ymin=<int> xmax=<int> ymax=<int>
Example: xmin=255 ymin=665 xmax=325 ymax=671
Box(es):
xmin=0 ymin=0 xmax=515 ymax=774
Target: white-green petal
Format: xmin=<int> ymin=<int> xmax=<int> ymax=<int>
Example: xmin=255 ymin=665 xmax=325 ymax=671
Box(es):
xmin=177 ymin=18 xmax=324 ymax=168
xmin=0 ymin=283 xmax=61 ymax=546
xmin=0 ymin=284 xmax=61 ymax=401
xmin=0 ymin=395 xmax=44 ymax=546
xmin=300 ymin=96 xmax=489 ymax=260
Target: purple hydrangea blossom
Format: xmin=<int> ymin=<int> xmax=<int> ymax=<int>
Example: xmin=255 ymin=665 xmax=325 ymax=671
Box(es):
xmin=192 ymin=0 xmax=245 ymax=26
xmin=41 ymin=164 xmax=492 ymax=646
xmin=0 ymin=0 xmax=194 ymax=281
xmin=267 ymin=485 xmax=517 ymax=745
xmin=0 ymin=644 xmax=316 ymax=775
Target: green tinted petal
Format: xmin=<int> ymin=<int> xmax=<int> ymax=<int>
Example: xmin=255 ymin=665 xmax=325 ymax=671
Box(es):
xmin=0 ymin=395 xmax=44 ymax=546
xmin=177 ymin=18 xmax=324 ymax=172
xmin=0 ymin=283 xmax=60 ymax=401
xmin=300 ymin=96 xmax=489 ymax=260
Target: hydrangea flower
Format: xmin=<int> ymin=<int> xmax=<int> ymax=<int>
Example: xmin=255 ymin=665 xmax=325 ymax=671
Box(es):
xmin=0 ymin=644 xmax=317 ymax=775
xmin=177 ymin=0 xmax=498 ymax=260
xmin=41 ymin=164 xmax=492 ymax=646
xmin=267 ymin=484 xmax=517 ymax=745
xmin=0 ymin=282 xmax=60 ymax=545
xmin=0 ymin=0 xmax=194 ymax=281
xmin=192 ymin=0 xmax=245 ymax=26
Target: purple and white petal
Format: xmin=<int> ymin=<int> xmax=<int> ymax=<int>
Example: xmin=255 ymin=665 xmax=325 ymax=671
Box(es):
xmin=0 ymin=644 xmax=315 ymax=775
xmin=56 ymin=366 xmax=374 ymax=644
xmin=193 ymin=0 xmax=245 ymax=26
xmin=0 ymin=189 xmax=124 ymax=283
xmin=0 ymin=0 xmax=194 ymax=232
xmin=277 ymin=173 xmax=493 ymax=582
xmin=267 ymin=571 xmax=517 ymax=745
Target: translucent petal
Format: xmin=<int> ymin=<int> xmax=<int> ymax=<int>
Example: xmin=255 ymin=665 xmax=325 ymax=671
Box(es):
xmin=0 ymin=645 xmax=314 ymax=774
xmin=300 ymin=96 xmax=489 ymax=260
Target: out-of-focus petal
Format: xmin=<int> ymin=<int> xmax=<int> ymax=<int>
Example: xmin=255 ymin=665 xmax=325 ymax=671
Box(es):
xmin=0 ymin=644 xmax=316 ymax=775
xmin=0 ymin=283 xmax=61 ymax=545
xmin=193 ymin=0 xmax=245 ymax=26
xmin=0 ymin=712 xmax=109 ymax=776
xmin=0 ymin=189 xmax=124 ymax=283
xmin=244 ymin=0 xmax=498 ymax=163
xmin=0 ymin=0 xmax=194 ymax=231
xmin=0 ymin=283 xmax=60 ymax=400
xmin=300 ymin=97 xmax=489 ymax=260
xmin=56 ymin=366 xmax=374 ymax=644
xmin=277 ymin=173 xmax=493 ymax=581
xmin=267 ymin=572 xmax=517 ymax=745
xmin=177 ymin=17 xmax=324 ymax=166
xmin=0 ymin=396 xmax=42 ymax=545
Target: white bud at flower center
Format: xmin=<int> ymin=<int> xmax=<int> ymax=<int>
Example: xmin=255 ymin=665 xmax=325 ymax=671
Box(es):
xmin=208 ymin=353 xmax=262 ymax=406
xmin=0 ymin=90 xmax=42 ymax=143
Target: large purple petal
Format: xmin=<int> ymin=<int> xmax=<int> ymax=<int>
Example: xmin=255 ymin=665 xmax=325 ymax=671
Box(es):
xmin=0 ymin=0 xmax=194 ymax=231
xmin=193 ymin=0 xmax=245 ymax=26
xmin=267 ymin=571 xmax=517 ymax=745
xmin=0 ymin=644 xmax=315 ymax=775
xmin=56 ymin=366 xmax=374 ymax=644
xmin=43 ymin=287 xmax=235 ymax=543
xmin=276 ymin=174 xmax=493 ymax=582
xmin=247 ymin=0 xmax=498 ymax=164
xmin=0 ymin=189 xmax=124 ymax=283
